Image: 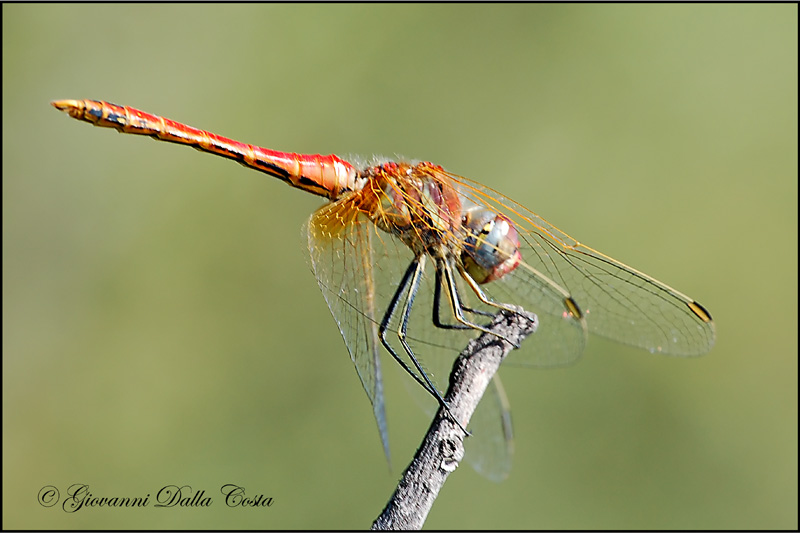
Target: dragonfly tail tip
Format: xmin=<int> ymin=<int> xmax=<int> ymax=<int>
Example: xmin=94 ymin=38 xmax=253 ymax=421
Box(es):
xmin=50 ymin=99 xmax=80 ymax=113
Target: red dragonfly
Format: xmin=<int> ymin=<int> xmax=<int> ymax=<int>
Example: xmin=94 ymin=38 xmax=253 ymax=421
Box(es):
xmin=52 ymin=99 xmax=715 ymax=479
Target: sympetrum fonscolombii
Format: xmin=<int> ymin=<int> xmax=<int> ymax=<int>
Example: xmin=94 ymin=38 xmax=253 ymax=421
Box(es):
xmin=52 ymin=99 xmax=715 ymax=479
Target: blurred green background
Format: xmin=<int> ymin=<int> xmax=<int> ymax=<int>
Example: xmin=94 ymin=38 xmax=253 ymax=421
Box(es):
xmin=3 ymin=4 xmax=796 ymax=529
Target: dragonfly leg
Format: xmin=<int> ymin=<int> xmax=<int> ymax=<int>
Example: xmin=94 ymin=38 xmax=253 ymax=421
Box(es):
xmin=458 ymin=261 xmax=583 ymax=334
xmin=379 ymin=257 xmax=436 ymax=395
xmin=379 ymin=256 xmax=470 ymax=436
xmin=439 ymin=259 xmax=521 ymax=349
xmin=458 ymin=264 xmax=520 ymax=316
xmin=432 ymin=261 xmax=496 ymax=331
xmin=432 ymin=266 xmax=481 ymax=330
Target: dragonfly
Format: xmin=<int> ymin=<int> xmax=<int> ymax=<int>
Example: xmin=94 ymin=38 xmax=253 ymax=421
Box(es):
xmin=52 ymin=99 xmax=715 ymax=479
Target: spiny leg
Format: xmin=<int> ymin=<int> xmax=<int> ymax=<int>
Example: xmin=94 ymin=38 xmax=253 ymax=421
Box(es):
xmin=458 ymin=264 xmax=520 ymax=316
xmin=438 ymin=258 xmax=521 ymax=349
xmin=433 ymin=263 xmax=501 ymax=329
xmin=432 ymin=265 xmax=489 ymax=330
xmin=396 ymin=257 xmax=472 ymax=436
xmin=378 ymin=257 xmax=438 ymax=397
xmin=378 ymin=256 xmax=470 ymax=436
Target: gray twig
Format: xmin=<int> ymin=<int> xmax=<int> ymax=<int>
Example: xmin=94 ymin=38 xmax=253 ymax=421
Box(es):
xmin=372 ymin=308 xmax=538 ymax=530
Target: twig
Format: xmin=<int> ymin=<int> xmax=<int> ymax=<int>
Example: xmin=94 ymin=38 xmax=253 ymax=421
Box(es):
xmin=371 ymin=308 xmax=538 ymax=530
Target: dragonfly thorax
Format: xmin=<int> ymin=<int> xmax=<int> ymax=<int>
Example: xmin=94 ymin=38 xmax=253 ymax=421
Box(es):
xmin=362 ymin=162 xmax=464 ymax=255
xmin=460 ymin=208 xmax=522 ymax=284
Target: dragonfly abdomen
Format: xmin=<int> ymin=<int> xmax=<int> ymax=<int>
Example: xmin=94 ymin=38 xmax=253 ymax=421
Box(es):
xmin=51 ymin=99 xmax=359 ymax=200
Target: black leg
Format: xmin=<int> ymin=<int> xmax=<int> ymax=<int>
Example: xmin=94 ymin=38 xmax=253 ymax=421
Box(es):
xmin=442 ymin=259 xmax=520 ymax=349
xmin=433 ymin=263 xmax=472 ymax=330
xmin=433 ymin=261 xmax=493 ymax=330
xmin=396 ymin=256 xmax=452 ymax=406
xmin=379 ymin=257 xmax=437 ymax=397
xmin=396 ymin=257 xmax=471 ymax=435
xmin=378 ymin=255 xmax=471 ymax=436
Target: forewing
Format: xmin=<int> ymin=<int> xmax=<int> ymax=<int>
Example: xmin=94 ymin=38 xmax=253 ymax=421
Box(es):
xmin=306 ymin=197 xmax=392 ymax=462
xmin=451 ymin=173 xmax=715 ymax=358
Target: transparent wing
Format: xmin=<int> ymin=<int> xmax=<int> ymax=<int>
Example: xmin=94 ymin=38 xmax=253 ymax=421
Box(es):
xmin=306 ymin=163 xmax=714 ymax=481
xmin=307 ymin=198 xmax=392 ymax=463
xmin=307 ymin=193 xmax=478 ymax=464
xmin=307 ymin=190 xmax=521 ymax=481
xmin=446 ymin=171 xmax=716 ymax=359
xmin=404 ymin=369 xmax=514 ymax=482
xmin=465 ymin=374 xmax=514 ymax=482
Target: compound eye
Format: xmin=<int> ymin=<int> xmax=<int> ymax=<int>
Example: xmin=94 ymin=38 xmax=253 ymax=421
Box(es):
xmin=461 ymin=210 xmax=521 ymax=284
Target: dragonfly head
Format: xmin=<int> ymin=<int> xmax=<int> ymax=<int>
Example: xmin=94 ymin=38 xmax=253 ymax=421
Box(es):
xmin=460 ymin=208 xmax=521 ymax=284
